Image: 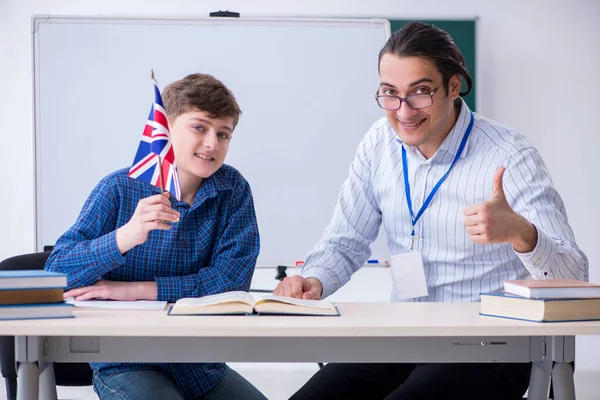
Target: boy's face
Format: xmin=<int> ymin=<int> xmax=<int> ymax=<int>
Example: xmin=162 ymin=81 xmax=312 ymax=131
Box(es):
xmin=168 ymin=109 xmax=234 ymax=184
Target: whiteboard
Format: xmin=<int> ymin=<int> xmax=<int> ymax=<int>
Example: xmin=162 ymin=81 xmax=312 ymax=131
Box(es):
xmin=33 ymin=16 xmax=391 ymax=266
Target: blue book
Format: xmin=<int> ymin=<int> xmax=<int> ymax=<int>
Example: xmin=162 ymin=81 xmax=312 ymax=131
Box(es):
xmin=480 ymin=292 xmax=600 ymax=323
xmin=0 ymin=302 xmax=73 ymax=320
xmin=0 ymin=270 xmax=67 ymax=290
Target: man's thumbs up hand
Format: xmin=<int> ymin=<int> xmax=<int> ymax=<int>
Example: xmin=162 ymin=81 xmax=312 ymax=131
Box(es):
xmin=463 ymin=167 xmax=537 ymax=252
xmin=491 ymin=167 xmax=508 ymax=201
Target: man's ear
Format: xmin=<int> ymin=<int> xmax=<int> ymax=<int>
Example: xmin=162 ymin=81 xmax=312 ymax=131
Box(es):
xmin=448 ymin=75 xmax=462 ymax=99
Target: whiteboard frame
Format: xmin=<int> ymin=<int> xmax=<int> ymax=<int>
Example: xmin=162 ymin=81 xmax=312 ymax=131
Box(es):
xmin=31 ymin=15 xmax=391 ymax=252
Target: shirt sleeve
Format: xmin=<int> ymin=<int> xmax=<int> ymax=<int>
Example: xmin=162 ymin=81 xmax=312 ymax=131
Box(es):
xmin=301 ymin=132 xmax=382 ymax=299
xmin=503 ymin=147 xmax=588 ymax=281
xmin=44 ymin=177 xmax=126 ymax=289
xmin=154 ymin=179 xmax=260 ymax=301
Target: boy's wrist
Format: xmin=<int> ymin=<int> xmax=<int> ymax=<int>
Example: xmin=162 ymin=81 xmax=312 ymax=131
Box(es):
xmin=136 ymin=281 xmax=157 ymax=300
xmin=116 ymin=224 xmax=135 ymax=254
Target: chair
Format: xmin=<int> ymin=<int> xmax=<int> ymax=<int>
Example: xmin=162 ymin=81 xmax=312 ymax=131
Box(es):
xmin=0 ymin=251 xmax=93 ymax=400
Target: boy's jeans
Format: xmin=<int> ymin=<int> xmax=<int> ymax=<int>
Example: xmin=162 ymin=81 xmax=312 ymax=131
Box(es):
xmin=93 ymin=365 xmax=267 ymax=400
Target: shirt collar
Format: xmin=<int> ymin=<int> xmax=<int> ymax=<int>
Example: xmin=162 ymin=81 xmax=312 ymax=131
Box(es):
xmin=436 ymin=98 xmax=473 ymax=160
xmin=209 ymin=166 xmax=234 ymax=192
xmin=191 ymin=166 xmax=233 ymax=204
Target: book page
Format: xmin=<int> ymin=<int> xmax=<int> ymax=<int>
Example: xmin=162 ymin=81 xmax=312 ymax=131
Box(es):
xmin=65 ymin=298 xmax=167 ymax=311
xmin=254 ymin=295 xmax=334 ymax=309
xmin=505 ymin=279 xmax=600 ymax=289
xmin=175 ymin=291 xmax=255 ymax=307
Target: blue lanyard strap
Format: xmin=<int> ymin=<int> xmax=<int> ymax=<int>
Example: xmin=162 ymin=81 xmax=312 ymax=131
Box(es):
xmin=402 ymin=111 xmax=475 ymax=238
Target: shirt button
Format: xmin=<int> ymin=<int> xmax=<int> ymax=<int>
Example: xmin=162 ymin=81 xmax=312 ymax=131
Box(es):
xmin=535 ymin=259 xmax=541 ymax=265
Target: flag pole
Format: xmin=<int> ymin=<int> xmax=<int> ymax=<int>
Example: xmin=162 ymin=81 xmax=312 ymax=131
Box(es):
xmin=156 ymin=153 xmax=171 ymax=225
xmin=157 ymin=154 xmax=165 ymax=195
xmin=150 ymin=69 xmax=177 ymax=223
xmin=151 ymin=69 xmax=165 ymax=196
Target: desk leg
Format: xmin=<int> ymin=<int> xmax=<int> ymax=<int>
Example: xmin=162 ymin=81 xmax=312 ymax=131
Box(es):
xmin=528 ymin=361 xmax=551 ymax=400
xmin=552 ymin=362 xmax=576 ymax=400
xmin=39 ymin=362 xmax=58 ymax=400
xmin=16 ymin=362 xmax=39 ymax=400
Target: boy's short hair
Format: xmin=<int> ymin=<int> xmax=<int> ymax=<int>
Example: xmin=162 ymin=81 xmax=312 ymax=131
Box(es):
xmin=163 ymin=73 xmax=242 ymax=127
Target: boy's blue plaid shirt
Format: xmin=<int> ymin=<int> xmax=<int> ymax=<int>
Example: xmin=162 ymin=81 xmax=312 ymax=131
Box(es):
xmin=45 ymin=164 xmax=260 ymax=398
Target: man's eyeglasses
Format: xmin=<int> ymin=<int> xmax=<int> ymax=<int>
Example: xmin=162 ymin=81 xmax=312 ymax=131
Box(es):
xmin=375 ymin=85 xmax=441 ymax=110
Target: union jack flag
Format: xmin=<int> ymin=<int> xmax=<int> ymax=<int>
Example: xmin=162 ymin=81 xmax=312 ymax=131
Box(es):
xmin=128 ymin=75 xmax=181 ymax=201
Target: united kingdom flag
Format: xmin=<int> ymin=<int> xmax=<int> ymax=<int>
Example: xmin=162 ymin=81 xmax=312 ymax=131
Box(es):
xmin=128 ymin=74 xmax=181 ymax=201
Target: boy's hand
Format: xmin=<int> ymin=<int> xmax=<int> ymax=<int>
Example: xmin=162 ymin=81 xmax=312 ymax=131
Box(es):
xmin=64 ymin=280 xmax=157 ymax=301
xmin=273 ymin=276 xmax=323 ymax=300
xmin=116 ymin=192 xmax=180 ymax=253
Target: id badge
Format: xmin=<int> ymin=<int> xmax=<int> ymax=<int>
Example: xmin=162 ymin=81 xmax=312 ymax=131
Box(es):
xmin=390 ymin=251 xmax=428 ymax=300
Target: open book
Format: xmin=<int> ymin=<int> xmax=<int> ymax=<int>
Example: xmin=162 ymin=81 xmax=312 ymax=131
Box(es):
xmin=168 ymin=291 xmax=340 ymax=316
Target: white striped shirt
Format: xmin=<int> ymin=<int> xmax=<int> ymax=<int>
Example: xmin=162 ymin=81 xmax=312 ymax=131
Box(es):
xmin=302 ymin=99 xmax=588 ymax=302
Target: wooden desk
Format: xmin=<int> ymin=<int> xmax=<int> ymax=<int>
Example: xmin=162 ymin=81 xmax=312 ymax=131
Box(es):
xmin=3 ymin=302 xmax=599 ymax=400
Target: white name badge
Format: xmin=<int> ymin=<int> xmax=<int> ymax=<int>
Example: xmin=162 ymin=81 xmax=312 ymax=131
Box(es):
xmin=390 ymin=251 xmax=428 ymax=300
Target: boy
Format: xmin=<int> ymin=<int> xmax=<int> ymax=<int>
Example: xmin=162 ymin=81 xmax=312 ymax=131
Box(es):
xmin=45 ymin=73 xmax=266 ymax=400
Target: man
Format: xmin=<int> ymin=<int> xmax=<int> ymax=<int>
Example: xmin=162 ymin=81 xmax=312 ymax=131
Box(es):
xmin=275 ymin=22 xmax=588 ymax=400
xmin=45 ymin=73 xmax=266 ymax=400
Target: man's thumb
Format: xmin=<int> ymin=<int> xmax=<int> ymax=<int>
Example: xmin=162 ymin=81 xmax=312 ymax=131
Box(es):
xmin=302 ymin=286 xmax=319 ymax=300
xmin=492 ymin=167 xmax=506 ymax=199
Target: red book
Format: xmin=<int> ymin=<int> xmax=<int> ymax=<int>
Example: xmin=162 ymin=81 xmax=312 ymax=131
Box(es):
xmin=504 ymin=279 xmax=600 ymax=299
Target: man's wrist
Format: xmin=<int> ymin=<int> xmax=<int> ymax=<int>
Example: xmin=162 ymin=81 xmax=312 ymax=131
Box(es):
xmin=306 ymin=277 xmax=324 ymax=296
xmin=511 ymin=219 xmax=538 ymax=253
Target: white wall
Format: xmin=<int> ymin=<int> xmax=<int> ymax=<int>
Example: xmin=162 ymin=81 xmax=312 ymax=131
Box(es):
xmin=1 ymin=0 xmax=599 ymax=371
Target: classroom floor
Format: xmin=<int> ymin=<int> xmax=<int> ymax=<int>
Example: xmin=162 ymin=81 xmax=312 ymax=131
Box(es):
xmin=0 ymin=364 xmax=598 ymax=400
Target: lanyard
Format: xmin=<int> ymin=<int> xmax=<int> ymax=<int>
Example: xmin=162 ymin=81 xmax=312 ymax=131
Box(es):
xmin=402 ymin=111 xmax=474 ymax=249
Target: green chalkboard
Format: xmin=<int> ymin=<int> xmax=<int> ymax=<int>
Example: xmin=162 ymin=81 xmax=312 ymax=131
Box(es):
xmin=389 ymin=20 xmax=476 ymax=111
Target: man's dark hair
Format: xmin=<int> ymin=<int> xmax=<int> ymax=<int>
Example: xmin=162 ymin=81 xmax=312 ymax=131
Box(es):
xmin=378 ymin=22 xmax=472 ymax=97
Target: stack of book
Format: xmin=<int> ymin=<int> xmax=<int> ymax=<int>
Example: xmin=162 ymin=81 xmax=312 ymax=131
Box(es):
xmin=480 ymin=279 xmax=600 ymax=323
xmin=0 ymin=270 xmax=73 ymax=320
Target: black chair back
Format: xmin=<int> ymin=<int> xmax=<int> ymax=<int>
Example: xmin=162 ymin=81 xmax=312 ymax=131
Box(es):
xmin=0 ymin=251 xmax=93 ymax=399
